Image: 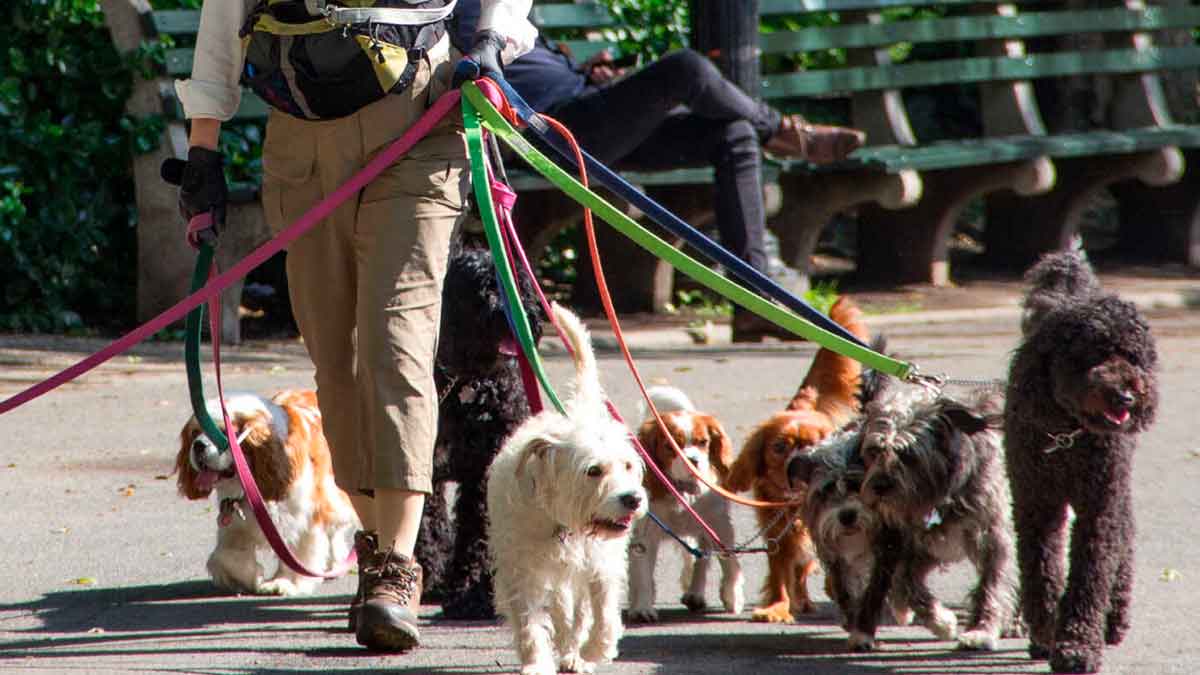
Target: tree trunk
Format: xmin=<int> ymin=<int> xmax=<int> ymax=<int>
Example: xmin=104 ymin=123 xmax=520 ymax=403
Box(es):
xmin=689 ymin=0 xmax=760 ymax=98
xmin=101 ymin=0 xmax=196 ymax=331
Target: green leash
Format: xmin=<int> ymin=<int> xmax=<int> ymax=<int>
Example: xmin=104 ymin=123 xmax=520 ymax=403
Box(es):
xmin=185 ymin=242 xmax=228 ymax=449
xmin=460 ymin=83 xmax=913 ymax=380
xmin=463 ymin=94 xmax=567 ymax=414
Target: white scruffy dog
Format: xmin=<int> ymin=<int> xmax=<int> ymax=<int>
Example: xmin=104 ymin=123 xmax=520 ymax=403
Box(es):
xmin=487 ymin=303 xmax=648 ymax=675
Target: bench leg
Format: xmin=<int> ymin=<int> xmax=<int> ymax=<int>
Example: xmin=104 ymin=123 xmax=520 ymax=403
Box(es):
xmin=1110 ymin=148 xmax=1200 ymax=267
xmin=771 ymin=170 xmax=922 ymax=286
xmin=984 ymin=149 xmax=1183 ymax=270
xmin=858 ymin=160 xmax=1052 ymax=285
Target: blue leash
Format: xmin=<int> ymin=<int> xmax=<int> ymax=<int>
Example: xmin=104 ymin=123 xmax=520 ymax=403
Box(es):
xmin=645 ymin=510 xmax=707 ymax=560
xmin=485 ymin=76 xmax=871 ymax=350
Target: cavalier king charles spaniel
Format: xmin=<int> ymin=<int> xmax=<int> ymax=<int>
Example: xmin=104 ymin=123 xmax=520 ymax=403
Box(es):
xmin=627 ymin=385 xmax=743 ymax=622
xmin=175 ymin=389 xmax=358 ymax=596
xmin=726 ymin=297 xmax=871 ymax=623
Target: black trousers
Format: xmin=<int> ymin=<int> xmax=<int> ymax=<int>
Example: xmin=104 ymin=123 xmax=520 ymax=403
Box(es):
xmin=543 ymin=49 xmax=782 ymax=273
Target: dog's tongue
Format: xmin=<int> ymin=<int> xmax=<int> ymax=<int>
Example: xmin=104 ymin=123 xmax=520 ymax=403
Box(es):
xmin=1104 ymin=408 xmax=1131 ymax=426
xmin=196 ymin=470 xmax=218 ymax=492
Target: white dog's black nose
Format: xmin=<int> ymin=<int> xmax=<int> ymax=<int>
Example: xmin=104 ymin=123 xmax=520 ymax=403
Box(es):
xmin=620 ymin=493 xmax=643 ymax=511
xmin=838 ymin=508 xmax=858 ymax=527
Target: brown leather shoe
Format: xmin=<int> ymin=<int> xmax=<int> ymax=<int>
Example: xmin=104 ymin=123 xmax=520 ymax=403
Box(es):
xmin=354 ymin=539 xmax=423 ymax=651
xmin=731 ymin=309 xmax=807 ymax=343
xmin=764 ymin=114 xmax=866 ymax=164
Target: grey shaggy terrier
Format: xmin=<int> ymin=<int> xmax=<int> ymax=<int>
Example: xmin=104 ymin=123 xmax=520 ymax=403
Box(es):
xmin=1006 ymin=251 xmax=1158 ymax=673
xmin=789 ymin=374 xmax=1018 ymax=652
xmin=788 ymin=427 xmax=904 ymax=652
xmin=858 ymin=376 xmax=1018 ymax=651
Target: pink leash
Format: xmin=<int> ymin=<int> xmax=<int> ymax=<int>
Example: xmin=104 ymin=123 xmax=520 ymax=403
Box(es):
xmin=0 ymin=89 xmax=462 ymax=417
xmin=3 ymin=91 xmax=463 ymax=577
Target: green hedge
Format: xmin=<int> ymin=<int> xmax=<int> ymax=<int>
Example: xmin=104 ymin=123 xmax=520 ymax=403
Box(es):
xmin=0 ymin=2 xmax=164 ymax=332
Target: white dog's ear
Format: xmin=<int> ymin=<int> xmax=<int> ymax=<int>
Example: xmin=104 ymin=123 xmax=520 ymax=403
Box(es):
xmin=515 ymin=436 xmax=555 ymax=479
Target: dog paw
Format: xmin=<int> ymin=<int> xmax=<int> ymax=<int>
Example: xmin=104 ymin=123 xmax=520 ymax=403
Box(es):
xmin=1049 ymin=641 xmax=1103 ymax=674
xmin=957 ymin=628 xmax=999 ymax=651
xmin=1105 ymin=616 xmax=1129 ymax=646
xmin=519 ymin=663 xmax=556 ymax=675
xmin=1028 ymin=641 xmax=1051 ymax=661
xmin=626 ymin=607 xmax=659 ymax=624
xmin=847 ymin=630 xmax=875 ymax=652
xmin=751 ymin=603 xmax=793 ymax=624
xmin=257 ymin=578 xmax=311 ymax=597
xmin=926 ymin=605 xmax=958 ymax=641
xmin=720 ymin=584 xmax=744 ymax=615
xmin=890 ymin=599 xmax=914 ymax=626
xmin=558 ymin=653 xmax=595 ymax=673
xmin=579 ymin=640 xmax=617 ymax=664
xmin=680 ymin=593 xmax=707 ymax=613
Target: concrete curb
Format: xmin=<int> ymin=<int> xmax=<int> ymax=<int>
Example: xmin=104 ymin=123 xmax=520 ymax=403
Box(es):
xmin=556 ymin=288 xmax=1196 ymax=353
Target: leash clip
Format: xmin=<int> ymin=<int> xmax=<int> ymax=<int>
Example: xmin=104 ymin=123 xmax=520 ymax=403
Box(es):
xmin=1044 ymin=429 xmax=1083 ymax=454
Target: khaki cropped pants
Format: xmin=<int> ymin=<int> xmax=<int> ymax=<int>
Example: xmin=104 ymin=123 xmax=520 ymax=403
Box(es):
xmin=260 ymin=53 xmax=467 ymax=495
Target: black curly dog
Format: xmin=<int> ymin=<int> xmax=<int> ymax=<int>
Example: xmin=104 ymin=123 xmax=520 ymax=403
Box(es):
xmin=416 ymin=241 xmax=544 ymax=620
xmin=1005 ymin=251 xmax=1158 ymax=673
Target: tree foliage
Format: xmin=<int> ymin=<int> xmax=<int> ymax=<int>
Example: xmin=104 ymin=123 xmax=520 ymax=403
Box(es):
xmin=0 ymin=2 xmax=161 ymax=331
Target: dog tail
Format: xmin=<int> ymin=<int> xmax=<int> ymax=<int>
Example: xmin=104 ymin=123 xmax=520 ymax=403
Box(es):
xmin=552 ymin=302 xmax=605 ymax=410
xmin=639 ymin=386 xmax=695 ymax=422
xmin=1021 ymin=249 xmax=1101 ymax=336
xmin=789 ymin=297 xmax=871 ymax=427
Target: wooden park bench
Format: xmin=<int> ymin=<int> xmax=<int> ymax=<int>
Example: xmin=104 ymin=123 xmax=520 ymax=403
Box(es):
xmin=139 ymin=1 xmax=1200 ymax=330
xmin=757 ymin=0 xmax=1200 ymax=285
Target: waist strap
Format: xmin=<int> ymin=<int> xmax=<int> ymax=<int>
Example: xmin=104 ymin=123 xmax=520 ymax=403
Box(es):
xmin=317 ymin=0 xmax=457 ymax=26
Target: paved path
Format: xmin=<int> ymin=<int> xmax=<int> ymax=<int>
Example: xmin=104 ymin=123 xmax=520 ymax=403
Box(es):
xmin=2 ymin=271 xmax=1200 ymax=674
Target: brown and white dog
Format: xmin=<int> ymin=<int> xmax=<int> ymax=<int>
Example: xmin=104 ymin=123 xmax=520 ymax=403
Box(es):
xmin=726 ymin=297 xmax=871 ymax=623
xmin=626 ymin=386 xmax=743 ymax=622
xmin=175 ymin=389 xmax=359 ymax=596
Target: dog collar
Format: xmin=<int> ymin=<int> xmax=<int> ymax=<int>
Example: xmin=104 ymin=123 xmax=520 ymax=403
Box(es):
xmin=1043 ymin=428 xmax=1084 ymax=454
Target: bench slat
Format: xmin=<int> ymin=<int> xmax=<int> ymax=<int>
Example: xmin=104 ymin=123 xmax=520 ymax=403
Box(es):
xmin=760 ymin=7 xmax=1200 ymax=54
xmin=149 ymin=9 xmax=200 ymax=36
xmin=759 ymin=0 xmax=1004 ymax=15
xmin=762 ymin=46 xmax=1200 ymax=97
xmin=529 ymin=3 xmax=616 ymax=29
xmin=777 ymin=126 xmax=1200 ymax=173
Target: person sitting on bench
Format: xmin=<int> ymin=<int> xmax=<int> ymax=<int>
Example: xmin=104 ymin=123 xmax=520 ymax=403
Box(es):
xmin=453 ymin=3 xmax=865 ymax=341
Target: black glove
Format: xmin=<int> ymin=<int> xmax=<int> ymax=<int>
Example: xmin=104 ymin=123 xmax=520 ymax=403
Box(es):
xmin=452 ymin=29 xmax=506 ymax=88
xmin=176 ymin=146 xmax=227 ymax=235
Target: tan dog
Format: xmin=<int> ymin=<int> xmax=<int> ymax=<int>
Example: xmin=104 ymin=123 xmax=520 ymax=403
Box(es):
xmin=726 ymin=298 xmax=871 ymax=622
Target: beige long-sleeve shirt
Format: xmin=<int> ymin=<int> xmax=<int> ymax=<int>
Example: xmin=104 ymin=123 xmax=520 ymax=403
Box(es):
xmin=175 ymin=0 xmax=536 ymax=121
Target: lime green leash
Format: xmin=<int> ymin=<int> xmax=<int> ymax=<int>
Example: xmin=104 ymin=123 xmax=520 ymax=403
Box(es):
xmin=460 ymin=83 xmax=913 ymax=380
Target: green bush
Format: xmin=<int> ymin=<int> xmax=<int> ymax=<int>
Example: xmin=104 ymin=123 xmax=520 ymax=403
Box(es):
xmin=0 ymin=2 xmax=162 ymax=332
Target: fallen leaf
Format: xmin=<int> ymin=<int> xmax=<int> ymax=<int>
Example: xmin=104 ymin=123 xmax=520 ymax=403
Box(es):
xmin=120 ymin=486 xmax=135 ymax=497
xmin=6 ymin=463 xmax=14 ymax=468
xmin=72 ymin=577 xmax=98 ymax=586
xmin=126 ymin=356 xmax=143 ymax=364
xmin=51 ymin=527 xmax=69 ymax=535
xmin=649 ymin=377 xmax=669 ymax=385
xmin=1188 ymin=449 xmax=1200 ymax=460
xmin=673 ymin=366 xmax=693 ymax=373
xmin=1161 ymin=568 xmax=1182 ymax=582
xmin=154 ymin=474 xmax=170 ymax=481
xmin=268 ymin=365 xmax=287 ymax=374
